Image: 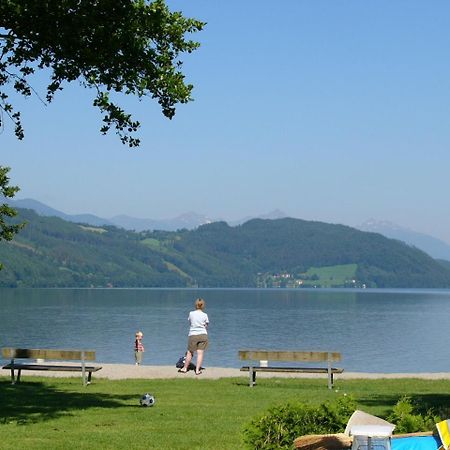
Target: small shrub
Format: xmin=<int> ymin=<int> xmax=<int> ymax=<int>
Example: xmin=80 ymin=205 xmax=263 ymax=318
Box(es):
xmin=242 ymin=395 xmax=356 ymax=449
xmin=387 ymin=396 xmax=441 ymax=434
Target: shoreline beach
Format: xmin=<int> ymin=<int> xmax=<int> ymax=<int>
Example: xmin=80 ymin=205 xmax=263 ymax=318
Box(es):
xmin=2 ymin=364 xmax=450 ymax=381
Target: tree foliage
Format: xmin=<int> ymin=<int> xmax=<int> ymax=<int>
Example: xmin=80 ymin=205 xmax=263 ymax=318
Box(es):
xmin=0 ymin=208 xmax=186 ymax=287
xmin=2 ymin=213 xmax=450 ymax=288
xmin=242 ymin=396 xmax=356 ymax=449
xmin=387 ymin=396 xmax=441 ymax=434
xmin=0 ymin=0 xmax=204 ymax=146
xmin=0 ymin=166 xmax=24 ymax=268
xmin=0 ymin=1 xmax=204 ymax=262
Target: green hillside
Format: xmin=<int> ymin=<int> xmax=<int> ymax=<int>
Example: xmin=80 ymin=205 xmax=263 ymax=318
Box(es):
xmin=1 ymin=209 xmax=450 ymax=288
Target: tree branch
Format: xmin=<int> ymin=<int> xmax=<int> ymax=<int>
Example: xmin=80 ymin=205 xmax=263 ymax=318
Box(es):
xmin=4 ymin=68 xmax=47 ymax=106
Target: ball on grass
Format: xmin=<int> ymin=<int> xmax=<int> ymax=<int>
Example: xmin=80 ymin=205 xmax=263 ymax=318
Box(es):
xmin=139 ymin=393 xmax=155 ymax=407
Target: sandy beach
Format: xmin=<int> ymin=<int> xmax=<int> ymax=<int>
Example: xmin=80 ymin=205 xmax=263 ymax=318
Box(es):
xmin=3 ymin=364 xmax=450 ymax=381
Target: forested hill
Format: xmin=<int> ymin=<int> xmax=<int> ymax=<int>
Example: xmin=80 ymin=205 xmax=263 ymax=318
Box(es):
xmin=1 ymin=208 xmax=450 ymax=288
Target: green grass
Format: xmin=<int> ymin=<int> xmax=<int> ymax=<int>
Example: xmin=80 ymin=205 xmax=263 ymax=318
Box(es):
xmin=302 ymin=264 xmax=358 ymax=287
xmin=164 ymin=261 xmax=191 ymax=279
xmin=1 ymin=375 xmax=450 ymax=449
xmin=140 ymin=238 xmax=177 ymax=257
xmin=140 ymin=238 xmax=163 ymax=250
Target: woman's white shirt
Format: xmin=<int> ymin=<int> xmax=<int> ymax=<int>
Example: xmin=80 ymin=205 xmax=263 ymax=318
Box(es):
xmin=188 ymin=310 xmax=209 ymax=336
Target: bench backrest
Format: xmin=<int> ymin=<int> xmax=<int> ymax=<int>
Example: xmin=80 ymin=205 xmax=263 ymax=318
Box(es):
xmin=2 ymin=348 xmax=96 ymax=361
xmin=238 ymin=350 xmax=341 ymax=363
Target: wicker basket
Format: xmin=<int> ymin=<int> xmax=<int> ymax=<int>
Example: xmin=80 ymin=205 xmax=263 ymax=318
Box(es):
xmin=294 ymin=433 xmax=353 ymax=450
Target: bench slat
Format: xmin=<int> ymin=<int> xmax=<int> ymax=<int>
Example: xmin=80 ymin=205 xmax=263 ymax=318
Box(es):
xmin=2 ymin=348 xmax=96 ymax=361
xmin=3 ymin=363 xmax=102 ymax=372
xmin=239 ymin=349 xmax=343 ymax=389
xmin=2 ymin=347 xmax=100 ymax=386
xmin=240 ymin=366 xmax=344 ymax=374
xmin=239 ymin=350 xmax=341 ymax=362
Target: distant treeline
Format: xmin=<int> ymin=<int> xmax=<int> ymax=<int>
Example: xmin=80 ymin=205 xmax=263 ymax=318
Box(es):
xmin=1 ymin=208 xmax=450 ymax=288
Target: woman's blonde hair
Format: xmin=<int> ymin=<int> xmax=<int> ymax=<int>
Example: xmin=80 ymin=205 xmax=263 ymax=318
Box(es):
xmin=195 ymin=298 xmax=205 ymax=310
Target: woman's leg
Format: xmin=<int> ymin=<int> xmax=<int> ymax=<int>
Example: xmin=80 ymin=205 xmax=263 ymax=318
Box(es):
xmin=182 ymin=350 xmax=193 ymax=372
xmin=196 ymin=349 xmax=204 ymax=373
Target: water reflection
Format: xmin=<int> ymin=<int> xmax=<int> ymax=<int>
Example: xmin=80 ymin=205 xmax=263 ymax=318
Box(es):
xmin=0 ymin=288 xmax=449 ymax=372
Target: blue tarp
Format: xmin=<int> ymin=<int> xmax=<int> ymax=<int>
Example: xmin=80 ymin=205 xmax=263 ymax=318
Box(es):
xmin=392 ymin=436 xmax=441 ymax=450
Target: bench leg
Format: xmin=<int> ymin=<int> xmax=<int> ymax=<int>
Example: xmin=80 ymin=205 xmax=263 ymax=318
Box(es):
xmin=82 ymin=356 xmax=86 ymax=386
xmin=9 ymin=368 xmax=22 ymax=384
xmin=249 ymin=367 xmax=256 ymax=387
xmin=82 ymin=373 xmax=92 ymax=386
xmin=327 ymin=359 xmax=333 ymax=389
xmin=327 ymin=371 xmax=335 ymax=390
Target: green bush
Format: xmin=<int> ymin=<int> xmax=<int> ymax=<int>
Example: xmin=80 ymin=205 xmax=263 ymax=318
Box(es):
xmin=242 ymin=395 xmax=356 ymax=449
xmin=387 ymin=396 xmax=441 ymax=434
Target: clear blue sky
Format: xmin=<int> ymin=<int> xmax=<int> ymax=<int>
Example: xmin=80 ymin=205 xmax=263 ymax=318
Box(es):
xmin=3 ymin=1 xmax=450 ymax=242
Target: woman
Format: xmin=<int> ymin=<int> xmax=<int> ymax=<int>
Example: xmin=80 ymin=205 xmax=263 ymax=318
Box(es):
xmin=179 ymin=298 xmax=209 ymax=375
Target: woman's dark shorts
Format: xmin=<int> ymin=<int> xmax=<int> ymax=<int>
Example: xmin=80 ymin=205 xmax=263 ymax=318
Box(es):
xmin=188 ymin=334 xmax=208 ymax=353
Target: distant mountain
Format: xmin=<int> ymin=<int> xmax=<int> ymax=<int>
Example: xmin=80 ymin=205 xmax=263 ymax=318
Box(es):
xmin=2 ymin=196 xmax=212 ymax=231
xmin=229 ymin=209 xmax=288 ymax=226
xmin=4 ymin=197 xmax=114 ymax=227
xmin=2 ymin=196 xmax=288 ymax=231
xmin=8 ymin=198 xmax=63 ymax=217
xmin=358 ymin=219 xmax=450 ymax=261
xmin=2 ymin=210 xmax=450 ymax=288
xmin=110 ymin=211 xmax=213 ymax=231
xmin=6 ymin=197 xmax=450 ymax=264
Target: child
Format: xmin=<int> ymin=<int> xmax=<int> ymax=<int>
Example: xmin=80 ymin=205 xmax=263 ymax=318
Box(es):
xmin=134 ymin=331 xmax=144 ymax=365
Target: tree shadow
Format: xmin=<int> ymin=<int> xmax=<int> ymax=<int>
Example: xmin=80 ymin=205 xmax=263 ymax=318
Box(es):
xmin=357 ymin=393 xmax=450 ymax=417
xmin=405 ymin=393 xmax=450 ymax=416
xmin=0 ymin=379 xmax=136 ymax=425
xmin=231 ymin=378 xmax=333 ymax=391
xmin=357 ymin=394 xmax=408 ymax=409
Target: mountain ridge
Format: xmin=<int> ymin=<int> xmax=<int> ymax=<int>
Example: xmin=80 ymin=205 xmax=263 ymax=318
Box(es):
xmin=358 ymin=219 xmax=450 ymax=260
xmin=1 ymin=208 xmax=450 ymax=288
xmin=3 ymin=197 xmax=289 ymax=231
xmin=4 ymin=197 xmax=450 ymax=261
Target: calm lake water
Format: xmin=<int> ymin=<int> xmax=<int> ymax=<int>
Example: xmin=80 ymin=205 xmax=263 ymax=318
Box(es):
xmin=0 ymin=288 xmax=449 ymax=373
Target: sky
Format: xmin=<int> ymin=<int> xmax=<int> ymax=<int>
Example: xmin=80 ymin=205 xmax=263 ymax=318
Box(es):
xmin=2 ymin=1 xmax=450 ymax=242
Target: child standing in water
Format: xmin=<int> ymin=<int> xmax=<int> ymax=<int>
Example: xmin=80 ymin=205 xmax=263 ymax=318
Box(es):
xmin=134 ymin=331 xmax=144 ymax=365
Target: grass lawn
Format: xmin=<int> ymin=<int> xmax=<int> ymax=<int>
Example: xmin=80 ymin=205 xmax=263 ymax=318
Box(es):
xmin=1 ymin=375 xmax=450 ymax=449
xmin=302 ymin=264 xmax=358 ymax=287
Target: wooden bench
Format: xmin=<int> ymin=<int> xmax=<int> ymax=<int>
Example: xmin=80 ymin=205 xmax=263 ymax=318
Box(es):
xmin=239 ymin=350 xmax=343 ymax=389
xmin=2 ymin=348 xmax=102 ymax=386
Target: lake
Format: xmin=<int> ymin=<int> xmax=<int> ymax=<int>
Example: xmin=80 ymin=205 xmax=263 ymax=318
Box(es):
xmin=0 ymin=288 xmax=449 ymax=373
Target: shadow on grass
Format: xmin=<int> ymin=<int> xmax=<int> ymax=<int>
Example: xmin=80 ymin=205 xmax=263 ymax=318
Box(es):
xmin=357 ymin=393 xmax=450 ymax=417
xmin=231 ymin=379 xmax=339 ymax=395
xmin=0 ymin=379 xmax=135 ymax=425
xmin=414 ymin=394 xmax=450 ymax=412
